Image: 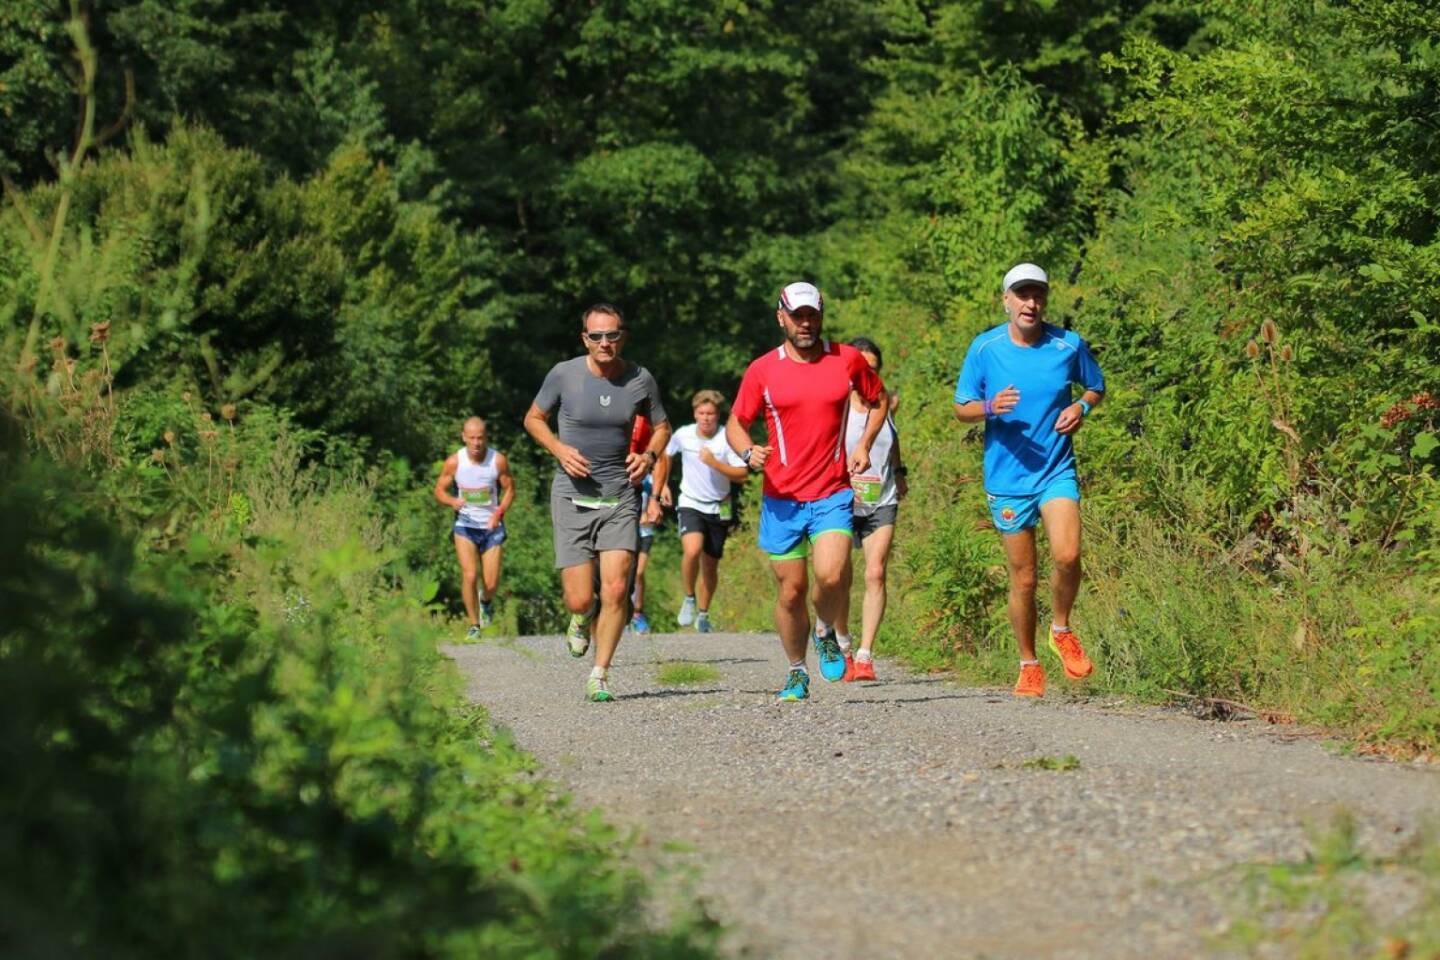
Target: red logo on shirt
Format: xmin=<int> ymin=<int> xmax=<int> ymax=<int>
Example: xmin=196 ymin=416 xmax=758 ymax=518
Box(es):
xmin=1000 ymin=507 xmax=1016 ymax=521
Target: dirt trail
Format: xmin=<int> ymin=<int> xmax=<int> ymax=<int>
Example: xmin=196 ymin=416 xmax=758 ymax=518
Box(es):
xmin=447 ymin=632 xmax=1439 ymax=959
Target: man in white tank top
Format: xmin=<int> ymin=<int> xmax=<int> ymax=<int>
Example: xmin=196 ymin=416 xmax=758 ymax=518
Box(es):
xmin=434 ymin=417 xmax=515 ymax=637
xmin=833 ymin=337 xmax=907 ymax=681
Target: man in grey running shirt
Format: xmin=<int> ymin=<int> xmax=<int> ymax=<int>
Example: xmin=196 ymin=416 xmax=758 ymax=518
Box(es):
xmin=524 ymin=303 xmax=671 ymax=702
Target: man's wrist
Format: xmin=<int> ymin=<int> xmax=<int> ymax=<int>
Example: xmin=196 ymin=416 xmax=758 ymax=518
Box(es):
xmin=1077 ymin=399 xmax=1092 ymax=417
xmin=982 ymin=399 xmax=995 ymax=418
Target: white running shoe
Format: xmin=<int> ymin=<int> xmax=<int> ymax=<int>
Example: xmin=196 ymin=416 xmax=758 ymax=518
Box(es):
xmin=677 ymin=595 xmax=698 ymax=627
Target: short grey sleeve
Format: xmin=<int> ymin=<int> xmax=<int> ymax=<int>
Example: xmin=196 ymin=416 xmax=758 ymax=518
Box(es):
xmin=533 ymin=363 xmax=565 ymax=413
xmin=637 ymin=367 xmax=668 ymax=427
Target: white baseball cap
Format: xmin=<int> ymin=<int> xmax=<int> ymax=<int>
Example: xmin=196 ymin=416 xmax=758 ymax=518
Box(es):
xmin=1002 ymin=263 xmax=1049 ymax=292
xmin=778 ymin=281 xmax=823 ymax=313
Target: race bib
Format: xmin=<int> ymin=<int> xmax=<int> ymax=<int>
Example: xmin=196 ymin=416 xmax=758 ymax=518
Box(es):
xmin=572 ymin=495 xmax=621 ymax=511
xmin=460 ymin=485 xmax=493 ymax=505
xmin=853 ymin=475 xmax=883 ymax=504
xmin=717 ymin=500 xmax=734 ymax=522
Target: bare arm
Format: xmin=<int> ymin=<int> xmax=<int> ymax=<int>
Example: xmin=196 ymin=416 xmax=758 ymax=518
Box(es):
xmin=726 ymin=412 xmax=771 ymax=470
xmin=953 ymin=400 xmax=985 ymax=424
xmin=700 ymin=447 xmax=750 ymax=482
xmin=848 ymin=389 xmax=891 ymax=475
xmin=1055 ymin=389 xmax=1104 ymax=436
xmin=524 ymin=402 xmax=590 ymax=477
xmin=490 ymin=453 xmax=516 ymax=529
xmin=433 ymin=454 xmax=463 ymax=510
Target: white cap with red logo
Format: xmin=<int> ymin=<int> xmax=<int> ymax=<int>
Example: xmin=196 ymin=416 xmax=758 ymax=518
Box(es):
xmin=778 ymin=281 xmax=823 ymax=314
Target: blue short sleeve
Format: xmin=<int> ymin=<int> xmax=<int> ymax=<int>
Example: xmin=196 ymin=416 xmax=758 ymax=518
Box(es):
xmin=1075 ymin=338 xmax=1105 ymax=393
xmin=954 ymin=340 xmax=986 ymax=404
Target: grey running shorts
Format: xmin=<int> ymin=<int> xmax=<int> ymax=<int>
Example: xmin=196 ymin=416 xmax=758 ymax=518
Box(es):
xmin=852 ymin=503 xmax=898 ymax=547
xmin=550 ymin=482 xmax=641 ymax=569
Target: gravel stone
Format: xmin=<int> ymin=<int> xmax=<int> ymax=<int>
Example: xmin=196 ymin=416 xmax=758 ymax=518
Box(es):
xmin=446 ymin=632 xmax=1440 ymax=959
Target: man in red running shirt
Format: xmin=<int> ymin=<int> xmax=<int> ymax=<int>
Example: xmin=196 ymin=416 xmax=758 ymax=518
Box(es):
xmin=726 ymin=281 xmax=889 ymax=700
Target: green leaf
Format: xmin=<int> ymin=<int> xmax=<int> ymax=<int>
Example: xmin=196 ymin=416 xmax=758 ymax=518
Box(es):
xmin=1410 ymin=432 xmax=1438 ymax=459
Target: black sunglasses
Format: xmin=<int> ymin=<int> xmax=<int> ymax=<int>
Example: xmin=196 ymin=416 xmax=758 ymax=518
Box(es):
xmin=584 ymin=330 xmax=624 ymax=343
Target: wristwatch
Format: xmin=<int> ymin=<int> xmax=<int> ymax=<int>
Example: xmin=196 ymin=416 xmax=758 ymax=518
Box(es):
xmin=741 ymin=447 xmax=759 ymax=471
xmin=643 ymin=450 xmax=658 ymax=466
xmin=1077 ymin=399 xmax=1092 ymax=417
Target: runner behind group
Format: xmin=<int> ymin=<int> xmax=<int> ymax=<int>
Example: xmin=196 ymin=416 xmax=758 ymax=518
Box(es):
xmin=727 ymin=281 xmax=889 ymax=701
xmin=832 ymin=337 xmax=906 ymax=681
xmin=658 ymin=389 xmax=747 ymax=632
xmin=952 ymin=263 xmax=1105 ymax=696
xmin=524 ymin=303 xmax=670 ymax=702
xmin=629 ymin=415 xmax=664 ymax=634
xmin=433 ymin=416 xmax=515 ymax=637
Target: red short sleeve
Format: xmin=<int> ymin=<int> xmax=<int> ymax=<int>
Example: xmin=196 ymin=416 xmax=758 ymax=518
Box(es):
xmin=851 ymin=349 xmax=885 ymax=404
xmin=733 ymin=363 xmax=764 ymax=425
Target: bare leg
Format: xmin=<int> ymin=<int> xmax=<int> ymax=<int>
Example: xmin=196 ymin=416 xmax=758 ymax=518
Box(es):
xmin=593 ymin=549 xmax=635 ymax=669
xmin=632 ymin=549 xmax=649 ymax=612
xmin=560 ymin=562 xmax=597 ymax=615
xmin=680 ymin=533 xmax=702 ymax=597
xmin=859 ymin=524 xmax=895 ymax=653
xmin=809 ymin=532 xmax=853 ymax=631
xmin=699 ymin=553 xmax=719 ymax=610
xmin=454 ymin=535 xmax=481 ymax=625
xmin=771 ymin=558 xmax=811 ymax=663
xmin=1039 ymin=498 xmax=1082 ymax=625
xmin=1001 ymin=529 xmax=1039 ymax=660
xmin=832 ymin=545 xmax=855 ymax=636
xmin=480 ymin=544 xmax=503 ymax=603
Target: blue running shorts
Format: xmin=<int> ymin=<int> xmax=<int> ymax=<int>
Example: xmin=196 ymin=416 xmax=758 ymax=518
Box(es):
xmin=759 ymin=488 xmax=854 ymax=561
xmin=986 ymin=474 xmax=1080 ymax=535
xmin=454 ymin=522 xmax=508 ymax=552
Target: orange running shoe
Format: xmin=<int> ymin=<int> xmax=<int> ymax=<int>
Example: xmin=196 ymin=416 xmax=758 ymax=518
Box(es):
xmin=1014 ymin=662 xmax=1046 ymax=697
xmin=849 ymin=656 xmax=877 ymax=682
xmin=841 ymin=652 xmax=856 ymax=681
xmin=1050 ymin=627 xmax=1094 ymax=679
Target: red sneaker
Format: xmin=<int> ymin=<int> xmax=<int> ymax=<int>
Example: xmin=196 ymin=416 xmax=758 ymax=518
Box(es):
xmin=849 ymin=656 xmax=877 ymax=682
xmin=841 ymin=652 xmax=856 ymax=681
xmin=1049 ymin=628 xmax=1094 ymax=679
xmin=1014 ymin=663 xmax=1046 ymax=697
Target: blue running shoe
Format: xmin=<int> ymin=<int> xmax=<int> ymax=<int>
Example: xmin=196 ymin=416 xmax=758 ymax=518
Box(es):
xmin=631 ymin=610 xmax=651 ymax=635
xmin=777 ymin=668 xmax=810 ymax=701
xmin=465 ymin=624 xmax=482 ymax=641
xmin=696 ymin=612 xmax=712 ymax=634
xmin=815 ymin=627 xmax=846 ymax=682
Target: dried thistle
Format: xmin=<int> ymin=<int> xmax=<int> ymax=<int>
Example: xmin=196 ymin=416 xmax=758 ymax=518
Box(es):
xmin=1245 ymin=339 xmax=1261 ymax=359
xmin=49 ymin=336 xmax=66 ymax=355
xmin=200 ymin=412 xmax=212 ymax=423
xmin=181 ymin=391 xmax=192 ymax=403
xmin=199 ymin=429 xmax=218 ymax=444
xmin=151 ymin=449 xmax=166 ymax=463
xmin=220 ymin=403 xmax=236 ymax=422
xmin=1260 ymin=320 xmax=1278 ymax=344
xmin=163 ymin=430 xmax=176 ymax=445
xmin=1279 ymin=344 xmax=1294 ymax=362
xmin=88 ymin=321 xmax=111 ymax=344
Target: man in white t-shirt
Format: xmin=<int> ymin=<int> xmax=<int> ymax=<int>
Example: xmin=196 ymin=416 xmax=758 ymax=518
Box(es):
xmin=658 ymin=389 xmax=748 ymax=632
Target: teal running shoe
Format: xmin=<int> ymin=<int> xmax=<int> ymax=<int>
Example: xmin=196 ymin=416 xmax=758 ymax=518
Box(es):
xmin=478 ymin=601 xmax=494 ymax=629
xmin=464 ymin=624 xmax=482 ymax=641
xmin=696 ymin=612 xmax=712 ymax=634
xmin=566 ymin=613 xmax=591 ymax=658
xmin=814 ymin=627 xmax=846 ymax=682
xmin=631 ymin=610 xmax=651 ymax=635
xmin=777 ymin=668 xmax=810 ymax=701
xmin=586 ymin=675 xmax=614 ymax=702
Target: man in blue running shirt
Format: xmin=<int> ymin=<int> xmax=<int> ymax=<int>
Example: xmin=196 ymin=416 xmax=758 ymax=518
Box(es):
xmin=953 ymin=263 xmax=1105 ymax=698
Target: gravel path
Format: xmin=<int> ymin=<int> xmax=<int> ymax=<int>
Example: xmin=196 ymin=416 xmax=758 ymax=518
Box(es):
xmin=446 ymin=632 xmax=1439 ymax=959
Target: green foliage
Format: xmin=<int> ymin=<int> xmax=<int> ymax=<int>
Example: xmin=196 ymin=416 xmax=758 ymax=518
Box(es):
xmin=1019 ymin=755 xmax=1082 ymax=771
xmin=0 ymin=409 xmax=719 ymax=958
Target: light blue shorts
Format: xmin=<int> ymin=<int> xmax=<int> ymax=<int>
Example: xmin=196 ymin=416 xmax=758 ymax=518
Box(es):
xmin=987 ymin=475 xmax=1080 ymax=534
xmin=759 ymin=488 xmax=854 ymax=560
